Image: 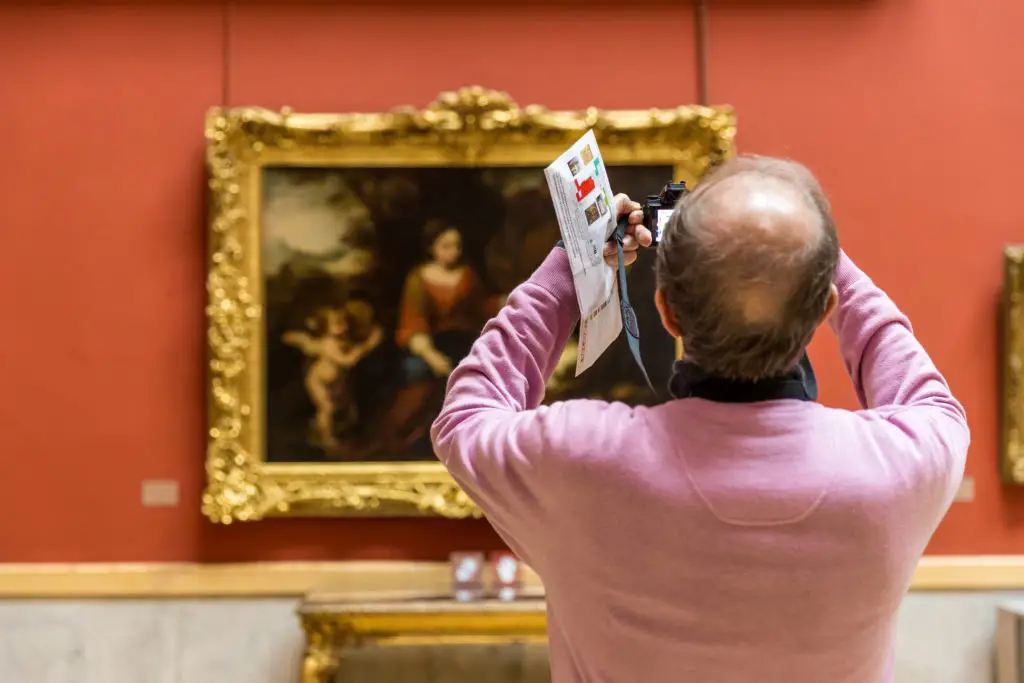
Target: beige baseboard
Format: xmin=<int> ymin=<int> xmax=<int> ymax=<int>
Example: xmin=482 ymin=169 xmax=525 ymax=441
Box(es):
xmin=911 ymin=556 xmax=1024 ymax=590
xmin=0 ymin=557 xmax=1021 ymax=599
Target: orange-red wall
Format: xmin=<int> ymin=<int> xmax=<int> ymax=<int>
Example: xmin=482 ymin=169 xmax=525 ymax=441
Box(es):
xmin=0 ymin=1 xmax=1021 ymax=563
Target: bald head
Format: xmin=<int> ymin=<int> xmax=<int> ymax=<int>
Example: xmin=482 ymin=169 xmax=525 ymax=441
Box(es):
xmin=655 ymin=156 xmax=839 ymax=380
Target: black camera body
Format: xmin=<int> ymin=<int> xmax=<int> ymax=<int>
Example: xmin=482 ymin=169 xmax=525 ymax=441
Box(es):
xmin=643 ymin=181 xmax=688 ymax=244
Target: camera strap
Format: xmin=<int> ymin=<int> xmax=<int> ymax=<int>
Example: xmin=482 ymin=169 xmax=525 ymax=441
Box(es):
xmin=612 ymin=216 xmax=655 ymax=393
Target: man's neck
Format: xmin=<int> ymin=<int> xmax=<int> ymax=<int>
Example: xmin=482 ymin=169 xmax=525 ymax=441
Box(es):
xmin=669 ymin=353 xmax=818 ymax=403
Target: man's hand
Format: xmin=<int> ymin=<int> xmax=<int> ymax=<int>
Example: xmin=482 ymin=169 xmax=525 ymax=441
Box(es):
xmin=604 ymin=194 xmax=653 ymax=268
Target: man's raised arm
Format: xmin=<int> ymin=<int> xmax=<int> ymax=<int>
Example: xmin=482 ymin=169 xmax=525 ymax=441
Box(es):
xmin=430 ymin=197 xmax=647 ymax=549
xmin=429 ymin=246 xmax=580 ymax=543
xmin=829 ymin=250 xmax=969 ymax=501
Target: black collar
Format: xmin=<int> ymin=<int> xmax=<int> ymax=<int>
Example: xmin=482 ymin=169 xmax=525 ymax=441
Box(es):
xmin=668 ymin=352 xmax=818 ymax=403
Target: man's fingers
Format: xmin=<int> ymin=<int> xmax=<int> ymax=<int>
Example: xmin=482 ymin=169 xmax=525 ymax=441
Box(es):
xmin=622 ymin=213 xmax=651 ymax=243
xmin=614 ymin=193 xmax=642 ymax=217
xmin=604 ymin=235 xmax=638 ymax=256
xmin=605 ymin=251 xmax=638 ymax=268
xmin=603 ymin=197 xmax=652 ymax=263
xmin=634 ymin=226 xmax=653 ymax=247
xmin=603 ymin=229 xmax=653 ymax=256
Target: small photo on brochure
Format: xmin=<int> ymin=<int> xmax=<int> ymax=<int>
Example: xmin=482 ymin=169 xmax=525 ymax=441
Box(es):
xmin=567 ymin=157 xmax=581 ymax=176
xmin=587 ymin=238 xmax=601 ymax=266
xmin=584 ymin=201 xmax=601 ymax=225
xmin=580 ymin=144 xmax=595 ymax=165
xmin=596 ymin=192 xmax=608 ymax=216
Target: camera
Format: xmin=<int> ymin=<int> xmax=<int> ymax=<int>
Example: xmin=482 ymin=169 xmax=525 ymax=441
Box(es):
xmin=642 ymin=181 xmax=688 ymax=244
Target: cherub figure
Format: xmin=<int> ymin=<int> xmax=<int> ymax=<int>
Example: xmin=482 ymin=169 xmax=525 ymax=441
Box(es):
xmin=283 ymin=302 xmax=382 ymax=449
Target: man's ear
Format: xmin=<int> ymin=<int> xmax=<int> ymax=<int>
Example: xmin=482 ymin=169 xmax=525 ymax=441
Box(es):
xmin=655 ymin=288 xmax=681 ymax=338
xmin=820 ymin=283 xmax=839 ymax=324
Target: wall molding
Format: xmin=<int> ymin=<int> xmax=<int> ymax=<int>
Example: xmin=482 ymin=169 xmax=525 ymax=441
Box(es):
xmin=0 ymin=557 xmax=1021 ymax=599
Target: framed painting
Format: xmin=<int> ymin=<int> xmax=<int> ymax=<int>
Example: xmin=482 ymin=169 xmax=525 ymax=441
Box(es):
xmin=1003 ymin=246 xmax=1024 ymax=484
xmin=203 ymin=86 xmax=736 ymax=521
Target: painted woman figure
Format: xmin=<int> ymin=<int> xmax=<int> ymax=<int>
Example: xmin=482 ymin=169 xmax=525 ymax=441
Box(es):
xmin=396 ymin=219 xmax=500 ymax=383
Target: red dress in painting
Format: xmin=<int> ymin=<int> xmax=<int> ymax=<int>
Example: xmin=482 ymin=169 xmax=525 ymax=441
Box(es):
xmin=396 ymin=264 xmax=495 ymax=354
xmin=378 ymin=265 xmax=499 ymax=456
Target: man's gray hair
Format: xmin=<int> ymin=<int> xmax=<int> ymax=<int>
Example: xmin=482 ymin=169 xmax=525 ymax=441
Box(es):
xmin=655 ymin=155 xmax=839 ymax=381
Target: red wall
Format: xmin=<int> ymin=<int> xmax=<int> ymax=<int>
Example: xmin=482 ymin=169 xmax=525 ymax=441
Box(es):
xmin=0 ymin=1 xmax=1021 ymax=562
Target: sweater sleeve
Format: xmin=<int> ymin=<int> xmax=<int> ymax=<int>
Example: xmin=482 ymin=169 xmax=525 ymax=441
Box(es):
xmin=430 ymin=248 xmax=583 ymax=554
xmin=829 ymin=250 xmax=969 ymax=504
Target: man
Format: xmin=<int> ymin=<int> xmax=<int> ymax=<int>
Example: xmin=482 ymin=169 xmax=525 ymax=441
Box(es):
xmin=431 ymin=155 xmax=968 ymax=683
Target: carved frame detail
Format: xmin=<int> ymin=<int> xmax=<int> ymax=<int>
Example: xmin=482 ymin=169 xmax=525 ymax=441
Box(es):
xmin=298 ymin=599 xmax=548 ymax=683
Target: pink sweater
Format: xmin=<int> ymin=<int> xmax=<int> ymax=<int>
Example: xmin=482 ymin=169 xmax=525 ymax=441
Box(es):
xmin=431 ymin=248 xmax=968 ymax=683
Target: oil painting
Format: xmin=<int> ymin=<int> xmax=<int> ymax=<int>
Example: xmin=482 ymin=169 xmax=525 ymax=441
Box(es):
xmin=264 ymin=165 xmax=674 ymax=465
xmin=203 ymin=87 xmax=736 ymax=520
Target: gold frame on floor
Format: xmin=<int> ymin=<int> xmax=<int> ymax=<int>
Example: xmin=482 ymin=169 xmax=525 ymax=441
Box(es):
xmin=299 ymin=594 xmax=548 ymax=683
xmin=203 ymin=86 xmax=736 ymax=521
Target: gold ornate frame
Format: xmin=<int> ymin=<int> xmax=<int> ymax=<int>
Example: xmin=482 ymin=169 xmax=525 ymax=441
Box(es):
xmin=1003 ymin=246 xmax=1024 ymax=484
xmin=299 ymin=595 xmax=548 ymax=683
xmin=203 ymin=86 xmax=736 ymax=522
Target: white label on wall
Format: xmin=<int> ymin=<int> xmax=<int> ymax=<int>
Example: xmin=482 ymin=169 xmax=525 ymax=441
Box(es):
xmin=141 ymin=480 xmax=180 ymax=507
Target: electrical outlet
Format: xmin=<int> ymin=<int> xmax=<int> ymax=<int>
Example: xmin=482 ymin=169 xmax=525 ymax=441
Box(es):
xmin=954 ymin=476 xmax=975 ymax=503
xmin=141 ymin=480 xmax=180 ymax=507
